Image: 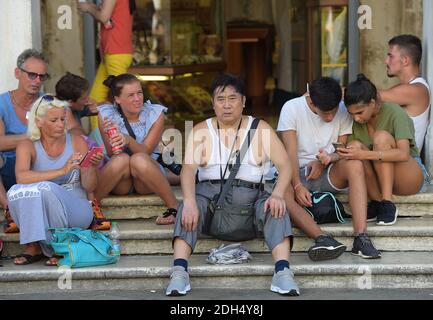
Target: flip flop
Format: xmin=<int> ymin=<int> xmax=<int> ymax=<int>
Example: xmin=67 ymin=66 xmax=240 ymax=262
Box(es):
xmin=13 ymin=253 xmax=45 ymax=265
xmin=155 ymin=208 xmax=177 ymax=225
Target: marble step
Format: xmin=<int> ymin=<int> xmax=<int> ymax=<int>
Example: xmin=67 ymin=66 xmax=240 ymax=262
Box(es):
xmin=2 ymin=252 xmax=433 ymax=294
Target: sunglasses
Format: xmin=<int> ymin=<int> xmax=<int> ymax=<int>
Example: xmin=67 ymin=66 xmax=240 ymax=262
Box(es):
xmin=19 ymin=67 xmax=50 ymax=81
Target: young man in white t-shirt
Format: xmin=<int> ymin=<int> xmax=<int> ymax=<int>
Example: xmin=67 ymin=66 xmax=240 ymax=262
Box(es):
xmin=278 ymin=77 xmax=381 ymax=260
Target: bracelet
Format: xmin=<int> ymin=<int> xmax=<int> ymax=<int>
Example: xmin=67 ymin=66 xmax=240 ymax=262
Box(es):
xmin=378 ymin=151 xmax=383 ymax=161
xmin=294 ymin=182 xmax=302 ymax=191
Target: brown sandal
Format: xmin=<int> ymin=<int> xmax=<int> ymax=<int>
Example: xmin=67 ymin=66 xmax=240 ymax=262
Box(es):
xmin=4 ymin=207 xmax=19 ymax=233
xmin=155 ymin=208 xmax=177 ymax=225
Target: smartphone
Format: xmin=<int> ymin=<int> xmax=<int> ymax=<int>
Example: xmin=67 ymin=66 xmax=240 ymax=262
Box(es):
xmin=332 ymin=142 xmax=346 ymax=150
xmin=304 ymin=166 xmax=312 ymax=177
xmin=80 ymin=146 xmax=104 ymax=168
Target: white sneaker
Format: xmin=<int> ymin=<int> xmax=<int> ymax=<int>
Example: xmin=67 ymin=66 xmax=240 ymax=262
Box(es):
xmin=165 ymin=266 xmax=191 ymax=296
xmin=270 ymin=267 xmax=300 ymax=296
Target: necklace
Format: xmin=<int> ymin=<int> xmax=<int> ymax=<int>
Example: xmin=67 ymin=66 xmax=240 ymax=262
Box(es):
xmin=10 ymin=90 xmax=36 ymax=112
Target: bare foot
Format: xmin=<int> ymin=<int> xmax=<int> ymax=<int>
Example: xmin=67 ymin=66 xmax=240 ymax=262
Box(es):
xmin=45 ymin=257 xmax=58 ymax=266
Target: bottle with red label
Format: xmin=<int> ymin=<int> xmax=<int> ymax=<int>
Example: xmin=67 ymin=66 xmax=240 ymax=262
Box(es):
xmin=106 ymin=125 xmax=123 ymax=155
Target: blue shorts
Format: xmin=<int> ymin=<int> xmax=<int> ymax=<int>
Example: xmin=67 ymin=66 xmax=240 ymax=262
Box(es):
xmin=414 ymin=156 xmax=430 ymax=193
xmin=0 ymin=155 xmax=17 ymax=190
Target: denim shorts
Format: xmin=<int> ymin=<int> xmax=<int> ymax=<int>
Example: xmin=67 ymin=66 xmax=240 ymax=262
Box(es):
xmin=299 ymin=164 xmax=348 ymax=193
xmin=414 ymin=156 xmax=430 ymax=193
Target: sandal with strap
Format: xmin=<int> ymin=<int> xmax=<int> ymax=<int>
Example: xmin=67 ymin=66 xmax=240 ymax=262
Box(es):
xmin=3 ymin=207 xmax=19 ymax=233
xmin=90 ymin=199 xmax=111 ymax=231
xmin=155 ymin=208 xmax=177 ymax=225
xmin=13 ymin=253 xmax=45 ymax=265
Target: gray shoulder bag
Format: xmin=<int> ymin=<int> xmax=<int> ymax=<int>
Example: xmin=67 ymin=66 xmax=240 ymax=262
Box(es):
xmin=208 ymin=118 xmax=261 ymax=241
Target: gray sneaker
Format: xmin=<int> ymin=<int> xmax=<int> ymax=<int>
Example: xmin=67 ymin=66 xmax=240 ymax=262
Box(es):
xmin=270 ymin=268 xmax=300 ymax=296
xmin=165 ymin=266 xmax=191 ymax=296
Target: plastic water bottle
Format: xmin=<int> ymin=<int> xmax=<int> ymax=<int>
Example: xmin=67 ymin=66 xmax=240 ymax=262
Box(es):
xmin=109 ymin=222 xmax=121 ymax=260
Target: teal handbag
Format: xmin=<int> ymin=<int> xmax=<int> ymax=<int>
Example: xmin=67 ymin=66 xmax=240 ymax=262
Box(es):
xmin=49 ymin=228 xmax=119 ymax=268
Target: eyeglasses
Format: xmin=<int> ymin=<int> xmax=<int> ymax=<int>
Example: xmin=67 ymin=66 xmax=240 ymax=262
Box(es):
xmin=34 ymin=95 xmax=55 ymax=116
xmin=19 ymin=67 xmax=50 ymax=82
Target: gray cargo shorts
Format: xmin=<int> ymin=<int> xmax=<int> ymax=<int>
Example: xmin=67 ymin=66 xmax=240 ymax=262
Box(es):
xmin=299 ymin=164 xmax=348 ymax=193
xmin=173 ymin=181 xmax=293 ymax=252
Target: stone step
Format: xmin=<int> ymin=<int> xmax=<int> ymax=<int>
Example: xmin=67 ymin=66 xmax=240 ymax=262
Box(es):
xmin=3 ymin=217 xmax=433 ymax=256
xmin=2 ymin=252 xmax=433 ymax=294
xmin=101 ymin=187 xmax=433 ymax=220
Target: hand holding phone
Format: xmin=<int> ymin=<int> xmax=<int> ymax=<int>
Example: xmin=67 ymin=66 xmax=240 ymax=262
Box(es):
xmin=80 ymin=146 xmax=104 ymax=168
xmin=332 ymin=142 xmax=346 ymax=151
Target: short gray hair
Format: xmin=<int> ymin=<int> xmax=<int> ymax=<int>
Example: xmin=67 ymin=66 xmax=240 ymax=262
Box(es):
xmin=16 ymin=49 xmax=48 ymax=69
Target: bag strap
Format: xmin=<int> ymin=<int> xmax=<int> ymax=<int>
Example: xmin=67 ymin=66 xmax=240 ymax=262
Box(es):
xmin=72 ymin=231 xmax=116 ymax=258
xmin=215 ymin=118 xmax=260 ymax=207
xmin=117 ymin=105 xmax=136 ymax=140
xmin=116 ymin=104 xmax=137 ymax=156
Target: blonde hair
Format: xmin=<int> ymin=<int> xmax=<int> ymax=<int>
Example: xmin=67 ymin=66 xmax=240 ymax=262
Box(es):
xmin=27 ymin=95 xmax=69 ymax=141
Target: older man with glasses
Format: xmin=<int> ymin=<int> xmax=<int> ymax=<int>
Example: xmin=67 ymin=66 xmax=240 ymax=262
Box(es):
xmin=0 ymin=49 xmax=49 ymax=233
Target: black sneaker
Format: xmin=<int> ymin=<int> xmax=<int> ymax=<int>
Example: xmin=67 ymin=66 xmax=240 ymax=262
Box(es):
xmin=307 ymin=235 xmax=346 ymax=261
xmin=376 ymin=200 xmax=398 ymax=226
xmin=351 ymin=233 xmax=381 ymax=259
xmin=367 ymin=200 xmax=381 ymax=222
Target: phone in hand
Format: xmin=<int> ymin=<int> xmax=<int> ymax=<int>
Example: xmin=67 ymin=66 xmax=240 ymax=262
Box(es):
xmin=304 ymin=166 xmax=312 ymax=177
xmin=332 ymin=142 xmax=346 ymax=151
xmin=80 ymin=146 xmax=104 ymax=168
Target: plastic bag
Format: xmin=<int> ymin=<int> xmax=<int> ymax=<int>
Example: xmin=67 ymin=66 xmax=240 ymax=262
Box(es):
xmin=206 ymin=243 xmax=252 ymax=265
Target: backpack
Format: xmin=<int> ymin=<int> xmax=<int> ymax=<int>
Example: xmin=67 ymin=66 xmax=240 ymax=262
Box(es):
xmin=304 ymin=192 xmax=350 ymax=224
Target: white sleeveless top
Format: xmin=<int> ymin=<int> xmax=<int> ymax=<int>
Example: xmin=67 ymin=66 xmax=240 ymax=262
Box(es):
xmin=409 ymin=77 xmax=430 ymax=150
xmin=198 ymin=116 xmax=265 ymax=183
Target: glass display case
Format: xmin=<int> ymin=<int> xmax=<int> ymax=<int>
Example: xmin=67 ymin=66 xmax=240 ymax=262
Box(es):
xmin=132 ymin=0 xmax=225 ymax=67
xmin=306 ymin=0 xmax=348 ymax=86
xmin=140 ymin=72 xmax=217 ymax=129
xmin=130 ymin=0 xmax=226 ymax=129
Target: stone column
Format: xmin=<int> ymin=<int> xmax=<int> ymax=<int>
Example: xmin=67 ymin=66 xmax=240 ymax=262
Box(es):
xmin=0 ymin=0 xmax=42 ymax=92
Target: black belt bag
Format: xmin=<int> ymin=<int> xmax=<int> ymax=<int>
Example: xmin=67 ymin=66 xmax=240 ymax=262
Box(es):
xmin=207 ymin=118 xmax=261 ymax=242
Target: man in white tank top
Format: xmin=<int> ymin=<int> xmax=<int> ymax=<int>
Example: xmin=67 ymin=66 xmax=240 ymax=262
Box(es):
xmin=380 ymin=35 xmax=430 ymax=152
xmin=166 ymin=74 xmax=300 ymax=297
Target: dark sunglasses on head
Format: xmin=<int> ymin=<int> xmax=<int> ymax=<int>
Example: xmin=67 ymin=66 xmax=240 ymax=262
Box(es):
xmin=19 ymin=67 xmax=50 ymax=81
xmin=34 ymin=94 xmax=56 ymax=116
